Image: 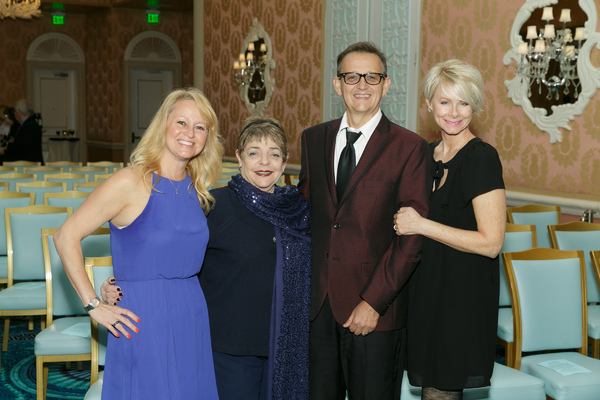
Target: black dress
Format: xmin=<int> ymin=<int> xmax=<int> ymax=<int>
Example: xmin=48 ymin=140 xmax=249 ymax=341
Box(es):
xmin=407 ymin=137 xmax=504 ymax=390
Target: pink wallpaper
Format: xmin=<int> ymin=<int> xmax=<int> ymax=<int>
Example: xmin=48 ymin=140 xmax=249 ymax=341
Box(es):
xmin=202 ymin=0 xmax=323 ymax=162
xmin=419 ymin=0 xmax=600 ymax=197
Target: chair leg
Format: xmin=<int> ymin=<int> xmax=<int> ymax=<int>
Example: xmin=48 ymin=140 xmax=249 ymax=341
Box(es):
xmin=505 ymin=341 xmax=514 ymax=368
xmin=77 ymin=361 xmax=83 ymax=371
xmin=43 ymin=364 xmax=49 ymax=399
xmin=40 ymin=316 xmax=45 ymax=330
xmin=28 ymin=316 xmax=34 ymax=330
xmin=3 ymin=319 xmax=9 ymax=352
xmin=65 ymin=361 xmax=71 ymax=370
xmin=591 ymin=337 xmax=600 ymax=359
xmin=35 ymin=356 xmax=44 ymax=400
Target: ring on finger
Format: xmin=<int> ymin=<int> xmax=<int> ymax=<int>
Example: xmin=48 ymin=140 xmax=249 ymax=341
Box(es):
xmin=112 ymin=321 xmax=120 ymax=328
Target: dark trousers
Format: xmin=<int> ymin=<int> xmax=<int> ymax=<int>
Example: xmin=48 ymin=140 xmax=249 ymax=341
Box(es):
xmin=212 ymin=351 xmax=268 ymax=400
xmin=309 ymin=297 xmax=406 ymax=400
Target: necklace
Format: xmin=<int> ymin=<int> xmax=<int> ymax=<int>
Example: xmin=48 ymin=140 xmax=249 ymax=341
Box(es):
xmin=166 ymin=177 xmax=183 ymax=194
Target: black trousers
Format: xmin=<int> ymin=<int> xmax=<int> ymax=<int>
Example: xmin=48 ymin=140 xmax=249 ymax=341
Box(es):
xmin=309 ymin=297 xmax=406 ymax=400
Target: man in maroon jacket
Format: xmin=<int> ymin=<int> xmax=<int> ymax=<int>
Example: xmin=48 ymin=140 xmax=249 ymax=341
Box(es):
xmin=298 ymin=42 xmax=430 ymax=400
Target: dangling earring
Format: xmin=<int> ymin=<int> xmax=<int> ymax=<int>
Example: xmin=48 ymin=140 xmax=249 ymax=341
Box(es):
xmin=428 ymin=108 xmax=432 ymax=113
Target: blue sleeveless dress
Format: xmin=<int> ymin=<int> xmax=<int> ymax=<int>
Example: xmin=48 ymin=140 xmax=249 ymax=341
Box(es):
xmin=102 ymin=174 xmax=218 ymax=399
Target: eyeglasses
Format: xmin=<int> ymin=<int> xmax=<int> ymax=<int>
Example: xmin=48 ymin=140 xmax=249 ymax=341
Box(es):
xmin=337 ymin=72 xmax=386 ymax=85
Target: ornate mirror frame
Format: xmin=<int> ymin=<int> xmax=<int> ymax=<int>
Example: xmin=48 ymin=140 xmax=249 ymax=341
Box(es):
xmin=238 ymin=18 xmax=276 ymax=116
xmin=503 ymin=0 xmax=600 ymax=143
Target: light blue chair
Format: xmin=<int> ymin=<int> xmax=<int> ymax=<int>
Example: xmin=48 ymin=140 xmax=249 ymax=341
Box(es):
xmin=549 ymin=222 xmax=600 ymax=360
xmin=0 ymin=205 xmax=71 ymax=371
xmin=35 ymin=228 xmax=111 ymax=399
xmin=45 ymin=161 xmax=82 ymax=173
xmin=497 ymin=223 xmax=537 ymax=368
xmin=71 ymin=166 xmax=109 ymax=182
xmin=400 ymin=362 xmax=545 ymax=400
xmin=591 ymin=251 xmax=600 ymax=359
xmin=0 ymin=172 xmax=36 ymax=191
xmin=507 ymin=204 xmax=561 ymax=249
xmin=0 ymin=192 xmax=35 ymax=289
xmin=74 ymin=181 xmax=103 ymax=193
xmin=503 ymin=247 xmax=600 ymax=399
xmin=44 ymin=190 xmax=89 ymax=212
xmin=44 ymin=172 xmax=87 ymax=191
xmin=16 ymin=181 xmax=66 ymax=205
xmin=3 ymin=160 xmax=41 ymax=173
xmin=84 ymin=257 xmax=113 ymax=399
xmin=86 ymin=161 xmax=123 ymax=174
xmin=23 ymin=166 xmax=61 ymax=182
xmin=0 ymin=167 xmax=17 ymax=174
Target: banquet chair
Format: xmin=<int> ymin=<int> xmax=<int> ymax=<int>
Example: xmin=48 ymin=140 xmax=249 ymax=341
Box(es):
xmin=44 ymin=172 xmax=87 ymax=191
xmin=16 ymin=181 xmax=66 ymax=205
xmin=93 ymin=173 xmax=112 ymax=182
xmin=497 ymin=223 xmax=537 ymax=368
xmin=399 ymin=362 xmax=545 ymax=400
xmin=0 ymin=192 xmax=34 ymax=289
xmin=44 ymin=190 xmax=89 ymax=212
xmin=590 ymin=251 xmax=600 ymax=359
xmin=83 ymin=256 xmax=113 ymax=399
xmin=0 ymin=166 xmax=17 ymax=174
xmin=71 ymin=166 xmax=109 ymax=182
xmin=34 ymin=228 xmax=111 ymax=400
xmin=0 ymin=205 xmax=71 ymax=371
xmin=0 ymin=172 xmax=36 ymax=191
xmin=73 ymin=181 xmax=103 ymax=193
xmin=506 ymin=204 xmax=561 ymax=248
xmin=45 ymin=161 xmax=82 ymax=173
xmin=3 ymin=160 xmax=41 ymax=173
xmin=23 ymin=166 xmax=61 ymax=182
xmin=549 ymin=221 xmax=600 ymax=360
xmin=86 ymin=161 xmax=123 ymax=174
xmin=0 ymin=182 xmax=8 ymax=191
xmin=503 ymin=247 xmax=600 ymax=399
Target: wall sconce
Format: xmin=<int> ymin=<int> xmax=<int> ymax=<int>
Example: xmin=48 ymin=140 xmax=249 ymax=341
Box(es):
xmin=0 ymin=0 xmax=41 ymax=19
xmin=232 ymin=18 xmax=276 ymax=116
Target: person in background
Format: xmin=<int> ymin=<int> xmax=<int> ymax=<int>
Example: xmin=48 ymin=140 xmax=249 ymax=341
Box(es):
xmin=103 ymin=115 xmax=312 ymax=400
xmin=2 ymin=99 xmax=43 ymax=163
xmin=393 ymin=59 xmax=506 ymax=400
xmin=298 ymin=41 xmax=430 ymax=399
xmin=54 ymin=87 xmax=222 ymax=399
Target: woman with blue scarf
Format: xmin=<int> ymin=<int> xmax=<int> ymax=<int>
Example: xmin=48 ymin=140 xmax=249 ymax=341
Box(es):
xmin=199 ymin=115 xmax=311 ymax=400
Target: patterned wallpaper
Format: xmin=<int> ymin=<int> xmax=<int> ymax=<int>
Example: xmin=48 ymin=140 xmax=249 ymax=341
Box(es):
xmin=418 ymin=0 xmax=600 ymax=197
xmin=202 ymin=0 xmax=323 ymax=161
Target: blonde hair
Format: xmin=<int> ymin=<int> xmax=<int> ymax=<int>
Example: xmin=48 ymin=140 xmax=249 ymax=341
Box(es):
xmin=237 ymin=115 xmax=288 ymax=162
xmin=130 ymin=87 xmax=224 ymax=214
xmin=422 ymin=59 xmax=484 ymax=115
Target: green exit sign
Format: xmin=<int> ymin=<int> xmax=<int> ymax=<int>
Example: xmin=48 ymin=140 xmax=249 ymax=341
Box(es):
xmin=148 ymin=13 xmax=159 ymax=23
xmin=53 ymin=15 xmax=64 ymax=25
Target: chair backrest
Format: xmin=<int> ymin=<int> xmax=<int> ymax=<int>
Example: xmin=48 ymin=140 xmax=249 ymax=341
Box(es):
xmin=71 ymin=166 xmax=109 ymax=181
xmin=503 ymin=247 xmax=587 ymax=369
xmin=86 ymin=161 xmax=123 ymax=174
xmin=498 ymin=223 xmax=537 ymax=307
xmin=0 ymin=166 xmax=17 ymax=174
xmin=0 ymin=172 xmax=36 ymax=191
xmin=85 ymin=256 xmax=113 ymax=383
xmin=42 ymin=227 xmax=111 ymax=323
xmin=73 ymin=181 xmax=103 ymax=193
xmin=45 ymin=161 xmax=83 ymax=173
xmin=5 ymin=205 xmax=72 ymax=284
xmin=3 ymin=161 xmax=41 ymax=173
xmin=0 ymin=192 xmax=35 ymax=255
xmin=93 ymin=173 xmax=113 ymax=182
xmin=44 ymin=173 xmax=87 ymax=190
xmin=23 ymin=166 xmax=61 ymax=181
xmin=16 ymin=181 xmax=66 ymax=205
xmin=44 ymin=190 xmax=89 ymax=212
xmin=506 ymin=204 xmax=561 ymax=248
xmin=591 ymin=251 xmax=600 ymax=302
xmin=549 ymin=222 xmax=600 ymax=304
xmin=0 ymin=182 xmax=8 ymax=191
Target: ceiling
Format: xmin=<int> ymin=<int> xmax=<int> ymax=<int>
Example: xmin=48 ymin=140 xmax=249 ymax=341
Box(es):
xmin=40 ymin=0 xmax=193 ymax=14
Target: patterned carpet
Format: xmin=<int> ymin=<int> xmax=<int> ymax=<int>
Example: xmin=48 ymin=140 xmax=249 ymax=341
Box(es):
xmin=0 ymin=317 xmax=89 ymax=400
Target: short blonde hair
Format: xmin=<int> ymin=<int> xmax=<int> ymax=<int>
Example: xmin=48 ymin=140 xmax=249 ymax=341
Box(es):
xmin=422 ymin=59 xmax=484 ymax=115
xmin=130 ymin=87 xmax=224 ymax=214
xmin=237 ymin=115 xmax=288 ymax=162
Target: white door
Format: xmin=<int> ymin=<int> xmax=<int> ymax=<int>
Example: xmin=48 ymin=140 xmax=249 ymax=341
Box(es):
xmin=130 ymin=69 xmax=173 ymax=158
xmin=33 ymin=69 xmax=77 ymax=161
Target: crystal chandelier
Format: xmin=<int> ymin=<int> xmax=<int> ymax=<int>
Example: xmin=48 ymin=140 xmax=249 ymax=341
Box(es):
xmin=233 ymin=41 xmax=268 ymax=102
xmin=515 ymin=7 xmax=584 ymax=100
xmin=0 ymin=0 xmax=41 ymax=20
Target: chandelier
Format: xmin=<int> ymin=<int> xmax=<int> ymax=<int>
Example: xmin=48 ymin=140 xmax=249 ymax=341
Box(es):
xmin=233 ymin=41 xmax=268 ymax=103
xmin=0 ymin=0 xmax=41 ymax=19
xmin=515 ymin=7 xmax=584 ymax=100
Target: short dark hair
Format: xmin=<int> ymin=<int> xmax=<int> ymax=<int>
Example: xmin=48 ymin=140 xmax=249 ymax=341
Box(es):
xmin=336 ymin=42 xmax=387 ymax=76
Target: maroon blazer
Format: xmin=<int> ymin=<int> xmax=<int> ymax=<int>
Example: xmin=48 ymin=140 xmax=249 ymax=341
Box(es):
xmin=298 ymin=114 xmax=431 ymax=331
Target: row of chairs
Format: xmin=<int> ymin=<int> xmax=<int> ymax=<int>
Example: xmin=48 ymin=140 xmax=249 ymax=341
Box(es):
xmin=1 ymin=160 xmax=122 ymax=174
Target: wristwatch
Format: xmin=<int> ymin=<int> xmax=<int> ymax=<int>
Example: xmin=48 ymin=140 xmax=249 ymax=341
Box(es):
xmin=84 ymin=296 xmax=103 ymax=312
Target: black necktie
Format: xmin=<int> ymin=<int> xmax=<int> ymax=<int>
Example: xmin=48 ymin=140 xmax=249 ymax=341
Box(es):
xmin=337 ymin=129 xmax=361 ymax=199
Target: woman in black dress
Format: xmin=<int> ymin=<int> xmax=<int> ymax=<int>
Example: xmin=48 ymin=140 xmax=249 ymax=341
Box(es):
xmin=393 ymin=59 xmax=506 ymax=400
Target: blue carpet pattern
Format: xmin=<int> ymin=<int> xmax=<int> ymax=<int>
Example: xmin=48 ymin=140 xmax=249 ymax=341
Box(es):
xmin=0 ymin=317 xmax=89 ymax=399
